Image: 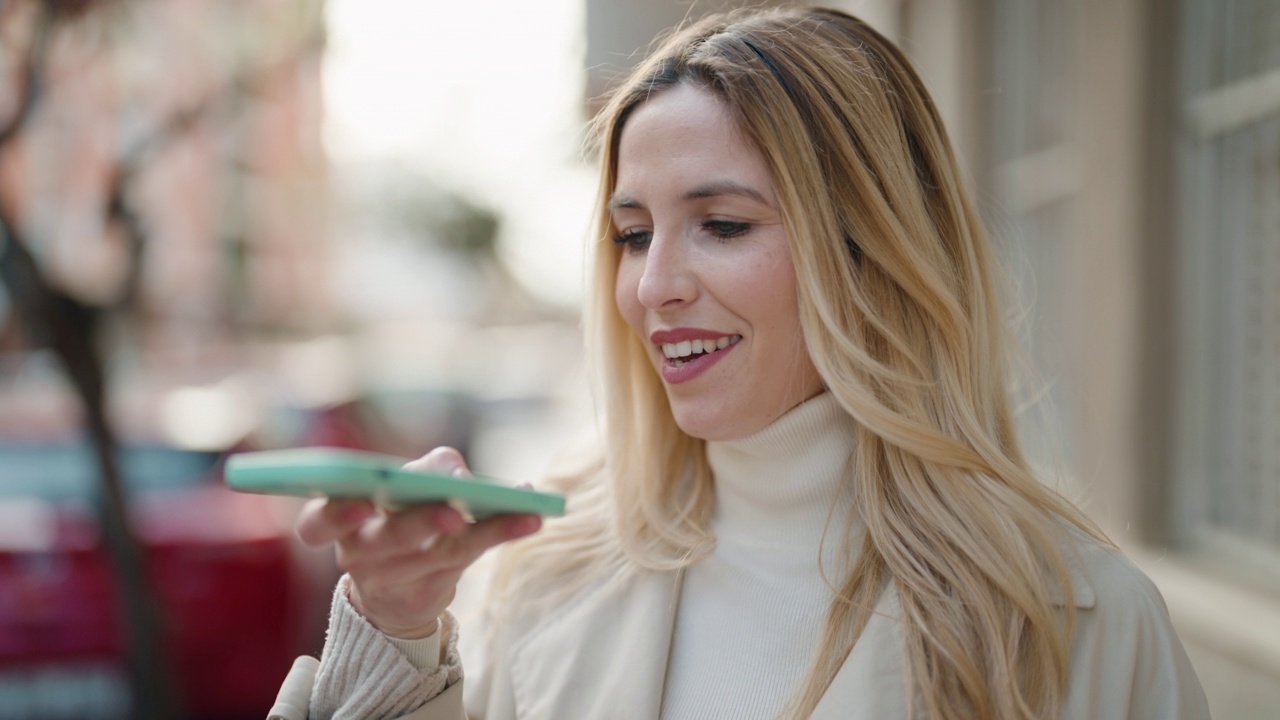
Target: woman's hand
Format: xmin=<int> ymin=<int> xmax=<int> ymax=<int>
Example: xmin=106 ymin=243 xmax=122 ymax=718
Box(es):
xmin=295 ymin=447 xmax=543 ymax=639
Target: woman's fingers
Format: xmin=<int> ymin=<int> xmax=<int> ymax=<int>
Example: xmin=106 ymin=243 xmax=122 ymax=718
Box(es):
xmin=403 ymin=446 xmax=471 ymax=477
xmin=339 ymin=503 xmax=468 ymax=565
xmin=340 ymin=510 xmax=542 ymax=638
xmin=338 ymin=508 xmax=541 ymax=573
xmin=294 ymin=446 xmax=470 ymax=550
xmin=295 ymin=497 xmax=376 ymax=548
xmin=408 ymin=513 xmax=542 ymax=572
xmin=291 ymin=445 xmax=543 ymax=636
xmin=466 ymin=513 xmax=543 ymax=556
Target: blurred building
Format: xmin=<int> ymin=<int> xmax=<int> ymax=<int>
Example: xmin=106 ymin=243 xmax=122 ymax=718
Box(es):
xmin=0 ymin=3 xmax=340 ymax=717
xmin=0 ymin=0 xmax=330 ymax=444
xmin=587 ymin=0 xmax=1279 ymax=716
xmin=974 ymin=2 xmax=1280 ymax=716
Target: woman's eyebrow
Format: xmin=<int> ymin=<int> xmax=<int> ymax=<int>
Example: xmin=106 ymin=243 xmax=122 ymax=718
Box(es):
xmin=607 ymin=194 xmax=643 ymax=211
xmin=682 ymin=180 xmax=771 ymax=206
xmin=608 ymin=181 xmax=771 ymax=212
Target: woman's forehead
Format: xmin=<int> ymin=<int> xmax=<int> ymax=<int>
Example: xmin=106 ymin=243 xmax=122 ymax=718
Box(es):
xmin=611 ymin=85 xmax=776 ymax=207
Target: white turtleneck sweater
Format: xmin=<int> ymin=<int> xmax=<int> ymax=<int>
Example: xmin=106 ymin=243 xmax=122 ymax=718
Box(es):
xmin=661 ymin=392 xmax=860 ymax=720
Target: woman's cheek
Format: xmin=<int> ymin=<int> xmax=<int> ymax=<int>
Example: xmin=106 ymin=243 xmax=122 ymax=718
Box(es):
xmin=614 ymin=260 xmax=644 ymax=335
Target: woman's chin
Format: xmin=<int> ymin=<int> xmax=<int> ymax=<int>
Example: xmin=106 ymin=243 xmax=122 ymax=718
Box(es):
xmin=671 ymin=406 xmax=755 ymax=443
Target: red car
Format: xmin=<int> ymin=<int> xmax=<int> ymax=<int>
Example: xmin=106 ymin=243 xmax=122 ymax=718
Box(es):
xmin=0 ymin=443 xmax=336 ymax=719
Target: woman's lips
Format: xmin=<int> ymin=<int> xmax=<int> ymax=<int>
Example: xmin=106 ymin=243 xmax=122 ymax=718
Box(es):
xmin=648 ymin=328 xmax=742 ymax=385
xmin=665 ymin=340 xmax=737 ymax=384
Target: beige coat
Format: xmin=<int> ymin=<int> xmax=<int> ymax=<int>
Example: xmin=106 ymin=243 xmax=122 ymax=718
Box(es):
xmin=276 ymin=533 xmax=1210 ymax=719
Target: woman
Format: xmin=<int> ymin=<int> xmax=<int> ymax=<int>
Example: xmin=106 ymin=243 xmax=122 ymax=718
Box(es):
xmin=276 ymin=6 xmax=1209 ymax=719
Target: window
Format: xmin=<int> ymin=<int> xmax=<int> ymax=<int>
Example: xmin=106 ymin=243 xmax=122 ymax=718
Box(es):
xmin=1173 ymin=0 xmax=1280 ymax=571
xmin=985 ymin=0 xmax=1081 ymax=468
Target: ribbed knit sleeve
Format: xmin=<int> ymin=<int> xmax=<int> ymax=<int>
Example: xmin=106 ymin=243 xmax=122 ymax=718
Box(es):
xmin=310 ymin=575 xmax=463 ymax=720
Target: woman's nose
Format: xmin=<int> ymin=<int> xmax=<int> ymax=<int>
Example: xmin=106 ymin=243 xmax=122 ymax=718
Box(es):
xmin=635 ymin=234 xmax=698 ymax=310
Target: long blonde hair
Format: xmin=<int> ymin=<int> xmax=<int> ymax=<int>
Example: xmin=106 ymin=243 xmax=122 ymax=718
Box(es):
xmin=488 ymin=7 xmax=1111 ymax=719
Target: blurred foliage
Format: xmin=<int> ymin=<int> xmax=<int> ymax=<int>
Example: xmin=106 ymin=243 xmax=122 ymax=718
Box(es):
xmin=353 ymin=164 xmax=502 ymax=260
xmin=431 ymin=193 xmax=500 ymax=258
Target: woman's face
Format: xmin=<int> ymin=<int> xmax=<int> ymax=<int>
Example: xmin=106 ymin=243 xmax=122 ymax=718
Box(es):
xmin=612 ymin=84 xmax=824 ymax=441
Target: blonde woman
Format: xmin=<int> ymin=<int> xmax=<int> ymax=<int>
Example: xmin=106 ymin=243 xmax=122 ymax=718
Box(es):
xmin=275 ymin=6 xmax=1209 ymax=720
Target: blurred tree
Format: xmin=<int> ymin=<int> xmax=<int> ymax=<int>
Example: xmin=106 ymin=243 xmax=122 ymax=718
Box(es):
xmin=355 ymin=165 xmax=500 ymax=260
xmin=351 ymin=163 xmax=564 ymax=326
xmin=0 ymin=0 xmax=327 ymax=716
xmin=0 ymin=4 xmax=182 ymax=716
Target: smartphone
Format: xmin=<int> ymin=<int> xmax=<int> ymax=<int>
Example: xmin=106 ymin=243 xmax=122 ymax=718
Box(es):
xmin=224 ymin=447 xmax=566 ymax=518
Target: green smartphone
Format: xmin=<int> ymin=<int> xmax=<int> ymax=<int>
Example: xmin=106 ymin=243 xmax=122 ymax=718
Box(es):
xmin=223 ymin=447 xmax=566 ymax=519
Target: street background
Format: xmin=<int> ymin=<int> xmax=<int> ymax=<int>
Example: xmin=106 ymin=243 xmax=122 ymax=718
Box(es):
xmin=0 ymin=0 xmax=1276 ymax=718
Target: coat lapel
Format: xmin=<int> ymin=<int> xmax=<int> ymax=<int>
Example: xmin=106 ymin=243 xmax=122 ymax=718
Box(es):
xmin=811 ymin=542 xmax=1098 ymax=719
xmin=508 ymin=568 xmax=682 ymax=719
xmin=809 ymin=587 xmax=909 ymax=719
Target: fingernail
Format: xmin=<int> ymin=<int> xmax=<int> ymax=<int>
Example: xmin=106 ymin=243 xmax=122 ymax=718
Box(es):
xmin=357 ymin=516 xmax=384 ymax=543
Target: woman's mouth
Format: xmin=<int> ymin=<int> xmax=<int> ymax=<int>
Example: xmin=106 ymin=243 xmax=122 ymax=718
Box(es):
xmin=653 ymin=334 xmax=742 ymax=384
xmin=661 ymin=334 xmax=743 ymax=367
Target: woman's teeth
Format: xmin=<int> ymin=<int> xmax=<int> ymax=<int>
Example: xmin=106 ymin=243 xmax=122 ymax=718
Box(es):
xmin=661 ymin=334 xmax=742 ymax=362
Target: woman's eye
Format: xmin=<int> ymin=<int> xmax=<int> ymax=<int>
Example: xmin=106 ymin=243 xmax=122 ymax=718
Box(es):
xmin=612 ymin=229 xmax=652 ymax=252
xmin=702 ymin=220 xmax=750 ymax=240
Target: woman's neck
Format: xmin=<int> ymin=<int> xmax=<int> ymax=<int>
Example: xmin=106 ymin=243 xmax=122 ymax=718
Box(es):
xmin=704 ymin=392 xmax=860 ymax=551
